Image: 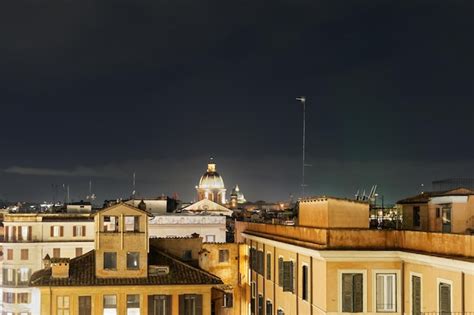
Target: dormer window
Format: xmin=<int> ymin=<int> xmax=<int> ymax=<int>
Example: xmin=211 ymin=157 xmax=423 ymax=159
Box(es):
xmin=104 ymin=216 xmax=119 ymax=232
xmin=125 ymin=216 xmax=139 ymax=232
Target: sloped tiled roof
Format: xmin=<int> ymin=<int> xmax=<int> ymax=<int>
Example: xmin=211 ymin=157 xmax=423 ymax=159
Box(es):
xmin=397 ymin=187 xmax=474 ymax=204
xmin=30 ymin=247 xmax=222 ymax=287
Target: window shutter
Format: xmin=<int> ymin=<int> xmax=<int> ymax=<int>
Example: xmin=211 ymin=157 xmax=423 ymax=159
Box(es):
xmin=278 ymin=258 xmax=284 ymax=286
xmin=266 ymin=253 xmax=271 ymax=280
xmin=282 ymin=261 xmax=292 ymax=292
xmin=60 ymin=226 xmax=64 ymax=237
xmin=73 ymin=226 xmax=77 ymax=237
xmin=342 ymin=274 xmax=354 ymax=312
xmin=376 ymin=274 xmax=384 ymax=311
xmin=82 ymin=226 xmax=86 ymax=236
xmin=18 ymin=228 xmax=23 ymax=241
xmin=353 ymin=274 xmax=363 ymax=312
xmin=266 ymin=301 xmax=272 ymax=315
xmin=439 ymin=283 xmax=451 ymax=313
xmin=12 ymin=226 xmax=16 ymax=241
xmin=179 ymin=295 xmax=185 ymax=315
xmin=5 ymin=226 xmax=8 ymax=241
xmin=50 ymin=226 xmax=54 ymax=237
xmin=195 ymin=295 xmax=202 ymax=315
xmin=412 ymin=276 xmax=421 ymax=315
xmin=28 ymin=226 xmax=32 ymax=241
xmin=148 ymin=296 xmax=154 ymax=315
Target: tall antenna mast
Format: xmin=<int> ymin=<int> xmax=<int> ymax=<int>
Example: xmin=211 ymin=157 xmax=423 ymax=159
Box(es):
xmin=296 ymin=96 xmax=308 ymax=197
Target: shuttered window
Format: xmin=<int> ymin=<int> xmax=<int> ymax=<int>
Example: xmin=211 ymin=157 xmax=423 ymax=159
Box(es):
xmin=266 ymin=253 xmax=271 ymax=280
xmin=282 ymin=261 xmax=294 ymax=292
xmin=179 ymin=294 xmax=202 ymax=315
xmin=258 ymin=295 xmax=264 ymax=315
xmin=302 ymin=265 xmax=309 ymax=301
xmin=53 ymin=248 xmax=61 ymax=258
xmin=341 ymin=273 xmax=363 ymax=312
xmin=411 ymin=276 xmax=421 ymax=315
xmin=278 ymin=258 xmax=284 ymax=286
xmin=250 ymin=248 xmax=257 ymax=271
xmin=439 ymin=282 xmax=451 ymax=314
xmin=79 ymin=296 xmax=92 ymax=315
xmin=104 ymin=295 xmax=117 ymax=315
xmin=376 ymin=273 xmax=396 ymax=312
xmin=265 ymin=300 xmax=272 ymax=315
xmin=127 ymin=295 xmax=140 ymax=315
xmin=7 ymin=249 xmax=13 ymax=260
xmin=257 ymin=251 xmax=264 ymax=275
xmin=223 ymin=293 xmax=233 ymax=308
xmin=148 ymin=295 xmax=171 ymax=315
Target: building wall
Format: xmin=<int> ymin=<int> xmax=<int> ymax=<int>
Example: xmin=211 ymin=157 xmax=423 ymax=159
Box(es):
xmin=401 ymin=203 xmax=429 ymax=231
xmin=39 ymin=285 xmax=213 ymax=315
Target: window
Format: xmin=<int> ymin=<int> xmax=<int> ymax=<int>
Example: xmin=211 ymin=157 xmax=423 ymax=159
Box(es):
xmin=376 ymin=273 xmax=396 ymax=312
xmin=182 ymin=250 xmax=192 ymax=260
xmin=205 ymin=235 xmax=215 ymax=242
xmin=251 ymin=282 xmax=256 ymax=314
xmin=127 ymin=252 xmax=140 ymax=269
xmin=76 ymin=247 xmax=83 ymax=257
xmin=411 ymin=275 xmax=421 ymax=315
xmin=53 ymin=248 xmax=61 ymax=258
xmin=20 ymin=226 xmax=31 ymax=241
xmin=103 ymin=295 xmax=117 ymax=315
xmin=104 ymin=216 xmax=119 ymax=232
xmin=277 ymin=309 xmax=285 ymax=315
xmin=51 ymin=226 xmax=64 ymax=237
xmin=127 ymin=294 xmax=140 ymax=315
xmin=436 ymin=207 xmax=441 ymax=218
xmin=282 ymin=261 xmax=294 ymax=292
xmin=179 ymin=294 xmax=202 ymax=315
xmin=79 ymin=296 xmax=91 ymax=315
xmin=258 ymin=294 xmax=264 ymax=315
xmin=57 ymin=296 xmax=70 ymax=315
xmin=266 ymin=253 xmax=271 ymax=280
xmin=73 ymin=226 xmax=86 ymax=237
xmin=257 ymin=250 xmax=264 ymax=275
xmin=104 ymin=252 xmax=117 ymax=269
xmin=3 ymin=292 xmax=15 ymax=303
xmin=18 ymin=268 xmax=30 ymax=284
xmin=302 ymin=265 xmax=309 ymax=301
xmin=223 ymin=293 xmax=233 ymax=308
xmin=17 ymin=292 xmax=29 ymax=304
xmin=278 ymin=257 xmax=283 ymax=286
xmin=341 ymin=273 xmax=363 ymax=312
xmin=21 ymin=249 xmax=29 ymax=260
xmin=266 ymin=300 xmax=273 ymax=315
xmin=125 ymin=216 xmax=139 ymax=232
xmin=3 ymin=268 xmax=16 ymax=285
xmin=250 ymin=248 xmax=257 ymax=271
xmin=439 ymin=282 xmax=451 ymax=314
xmin=7 ymin=249 xmax=13 ymax=260
xmin=413 ymin=206 xmax=420 ymax=227
xmin=148 ymin=295 xmax=171 ymax=315
xmin=219 ymin=249 xmax=229 ymax=263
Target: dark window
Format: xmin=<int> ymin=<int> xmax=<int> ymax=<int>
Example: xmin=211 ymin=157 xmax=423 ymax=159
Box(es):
xmin=127 ymin=252 xmax=140 ymax=269
xmin=78 ymin=296 xmax=91 ymax=315
xmin=258 ymin=295 xmax=264 ymax=315
xmin=17 ymin=293 xmax=29 ymax=304
xmin=223 ymin=293 xmax=233 ymax=308
xmin=250 ymin=248 xmax=257 ymax=271
xmin=265 ymin=300 xmax=273 ymax=315
xmin=341 ymin=273 xmax=363 ymax=312
xmin=219 ymin=250 xmax=229 ymax=263
xmin=148 ymin=295 xmax=172 ymax=315
xmin=257 ymin=251 xmax=264 ymax=275
xmin=127 ymin=294 xmax=140 ymax=312
xmin=282 ymin=261 xmax=294 ymax=292
xmin=411 ymin=276 xmax=421 ymax=315
xmin=413 ymin=206 xmax=421 ymax=227
xmin=182 ymin=250 xmax=192 ymax=261
xmin=277 ymin=309 xmax=285 ymax=315
xmin=436 ymin=208 xmax=441 ymax=218
xmin=104 ymin=252 xmax=117 ymax=269
xmin=302 ymin=265 xmax=309 ymax=301
xmin=439 ymin=282 xmax=451 ymax=314
xmin=266 ymin=253 xmax=271 ymax=280
xmin=179 ymin=294 xmax=202 ymax=315
xmin=278 ymin=258 xmax=284 ymax=286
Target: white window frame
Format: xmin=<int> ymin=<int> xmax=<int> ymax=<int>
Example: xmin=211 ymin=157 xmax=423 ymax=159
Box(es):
xmin=19 ymin=268 xmax=30 ymax=282
xmin=372 ymin=270 xmax=400 ymax=313
xmin=409 ymin=272 xmax=423 ymax=314
xmin=20 ymin=226 xmax=29 ymax=240
xmin=205 ymin=234 xmax=216 ymax=242
xmin=338 ymin=269 xmax=367 ymax=314
xmin=436 ymin=278 xmax=453 ymax=314
xmin=53 ymin=226 xmax=61 ymax=237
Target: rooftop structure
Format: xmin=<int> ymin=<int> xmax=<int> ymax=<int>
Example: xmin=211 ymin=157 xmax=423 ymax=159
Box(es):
xmin=196 ymin=159 xmax=226 ymax=204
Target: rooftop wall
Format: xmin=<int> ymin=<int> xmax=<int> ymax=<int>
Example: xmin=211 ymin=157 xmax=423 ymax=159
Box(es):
xmin=235 ymin=221 xmax=474 ymax=259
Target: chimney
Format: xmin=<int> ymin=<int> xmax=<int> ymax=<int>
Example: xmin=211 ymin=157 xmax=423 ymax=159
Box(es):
xmin=43 ymin=254 xmax=51 ymax=269
xmin=51 ymin=258 xmax=70 ymax=278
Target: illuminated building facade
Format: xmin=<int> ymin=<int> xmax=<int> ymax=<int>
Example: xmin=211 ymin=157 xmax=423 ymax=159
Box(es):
xmin=196 ymin=159 xmax=227 ymax=204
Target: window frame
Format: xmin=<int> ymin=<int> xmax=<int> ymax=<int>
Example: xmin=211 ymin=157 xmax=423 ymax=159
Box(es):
xmin=126 ymin=294 xmax=140 ymax=314
xmin=57 ymin=295 xmax=70 ymax=315
xmin=219 ymin=249 xmax=230 ymax=263
xmin=372 ymin=269 xmax=400 ymax=313
xmin=266 ymin=252 xmax=272 ymax=281
xmin=103 ymin=252 xmax=117 ymax=270
xmin=126 ymin=252 xmax=140 ymax=270
xmin=338 ymin=269 xmax=367 ymax=314
xmin=436 ymin=278 xmax=453 ymax=314
xmin=409 ymin=272 xmax=423 ymax=315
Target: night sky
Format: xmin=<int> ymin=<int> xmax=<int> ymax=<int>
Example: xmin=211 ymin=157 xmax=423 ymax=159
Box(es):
xmin=0 ymin=0 xmax=473 ymax=204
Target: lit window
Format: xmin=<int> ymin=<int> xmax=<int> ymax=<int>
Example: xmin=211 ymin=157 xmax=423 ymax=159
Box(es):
xmin=219 ymin=249 xmax=229 ymax=263
xmin=376 ymin=273 xmax=396 ymax=312
xmin=127 ymin=294 xmax=140 ymax=315
xmin=104 ymin=252 xmax=117 ymax=269
xmin=57 ymin=296 xmax=70 ymax=315
xmin=19 ymin=268 xmax=30 ymax=284
xmin=127 ymin=252 xmax=140 ymax=269
xmin=74 ymin=225 xmax=86 ymax=237
xmin=104 ymin=216 xmax=119 ymax=232
xmin=103 ymin=295 xmax=117 ymax=315
xmin=51 ymin=226 xmax=64 ymax=237
xmin=125 ymin=216 xmax=139 ymax=232
xmin=205 ymin=235 xmax=215 ymax=242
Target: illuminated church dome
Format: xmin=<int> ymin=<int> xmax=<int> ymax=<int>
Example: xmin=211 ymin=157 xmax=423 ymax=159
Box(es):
xmin=196 ymin=159 xmax=226 ymax=204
